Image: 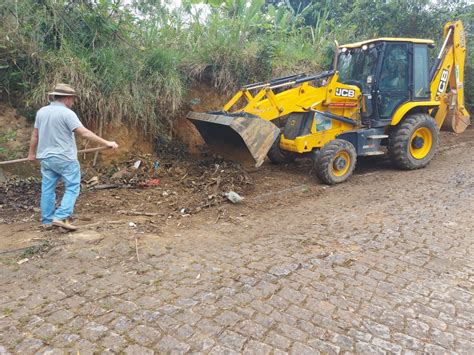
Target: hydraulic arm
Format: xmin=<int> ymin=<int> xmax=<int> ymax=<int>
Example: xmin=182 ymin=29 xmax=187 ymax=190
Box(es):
xmin=430 ymin=20 xmax=470 ymax=133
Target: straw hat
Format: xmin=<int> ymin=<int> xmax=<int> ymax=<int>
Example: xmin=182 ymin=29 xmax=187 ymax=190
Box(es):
xmin=48 ymin=83 xmax=77 ymax=96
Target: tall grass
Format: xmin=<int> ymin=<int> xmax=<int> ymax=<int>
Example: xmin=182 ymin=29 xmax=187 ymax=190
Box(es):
xmin=0 ymin=0 xmax=471 ymax=137
xmin=0 ymin=0 xmax=189 ymax=135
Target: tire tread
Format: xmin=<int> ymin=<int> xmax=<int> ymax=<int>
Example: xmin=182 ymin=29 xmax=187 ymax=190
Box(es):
xmin=315 ymin=139 xmax=357 ymax=185
xmin=388 ymin=113 xmax=438 ymax=170
xmin=267 ymin=133 xmax=296 ymax=164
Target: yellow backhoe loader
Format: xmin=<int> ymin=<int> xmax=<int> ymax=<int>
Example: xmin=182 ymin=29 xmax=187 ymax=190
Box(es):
xmin=187 ymin=21 xmax=470 ymax=184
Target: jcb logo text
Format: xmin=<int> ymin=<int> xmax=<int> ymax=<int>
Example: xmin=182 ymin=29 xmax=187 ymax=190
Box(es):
xmin=437 ymin=69 xmax=449 ymax=95
xmin=335 ymin=88 xmax=355 ymax=98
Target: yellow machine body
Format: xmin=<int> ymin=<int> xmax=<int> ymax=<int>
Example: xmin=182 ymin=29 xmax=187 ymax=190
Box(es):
xmin=187 ymin=21 xmax=469 ymax=183
xmin=222 ymin=72 xmax=362 ymax=154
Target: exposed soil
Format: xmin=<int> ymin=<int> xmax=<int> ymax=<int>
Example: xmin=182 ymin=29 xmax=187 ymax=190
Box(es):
xmin=0 ymin=104 xmax=32 ymax=160
xmin=172 ymin=82 xmax=229 ymax=154
xmin=0 ymin=104 xmax=36 ymax=178
xmin=96 ymin=124 xmax=155 ymax=164
xmin=0 ymin=103 xmax=155 ymax=169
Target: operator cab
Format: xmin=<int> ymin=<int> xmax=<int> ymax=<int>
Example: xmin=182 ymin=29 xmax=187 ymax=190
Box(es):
xmin=337 ymin=38 xmax=434 ymax=127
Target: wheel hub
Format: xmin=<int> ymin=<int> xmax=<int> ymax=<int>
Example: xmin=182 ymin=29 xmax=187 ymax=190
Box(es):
xmin=409 ymin=127 xmax=433 ymax=160
xmin=333 ymin=156 xmax=347 ymax=171
xmin=411 ymin=136 xmax=424 ymax=149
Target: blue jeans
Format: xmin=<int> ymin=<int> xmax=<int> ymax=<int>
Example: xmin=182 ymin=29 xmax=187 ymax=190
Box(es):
xmin=40 ymin=157 xmax=81 ymax=224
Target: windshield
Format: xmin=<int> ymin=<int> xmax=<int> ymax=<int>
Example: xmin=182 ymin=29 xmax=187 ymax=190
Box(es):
xmin=337 ymin=46 xmax=379 ymax=93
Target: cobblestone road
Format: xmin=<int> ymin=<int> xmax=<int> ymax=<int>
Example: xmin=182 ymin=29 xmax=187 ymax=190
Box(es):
xmin=1 ymin=135 xmax=473 ymax=354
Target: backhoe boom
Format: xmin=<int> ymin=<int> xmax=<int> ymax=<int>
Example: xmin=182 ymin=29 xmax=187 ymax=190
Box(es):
xmin=431 ymin=21 xmax=470 ymax=133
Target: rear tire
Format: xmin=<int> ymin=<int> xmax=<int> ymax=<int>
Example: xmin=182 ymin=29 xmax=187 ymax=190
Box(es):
xmin=314 ymin=139 xmax=357 ymax=185
xmin=388 ymin=113 xmax=438 ymax=170
xmin=267 ymin=133 xmax=297 ymax=164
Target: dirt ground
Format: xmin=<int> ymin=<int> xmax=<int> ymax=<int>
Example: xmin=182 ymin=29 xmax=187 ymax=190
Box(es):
xmin=0 ymin=125 xmax=473 ymax=353
xmin=1 ymin=129 xmax=471 ymax=253
xmin=0 ymin=143 xmax=323 ymax=252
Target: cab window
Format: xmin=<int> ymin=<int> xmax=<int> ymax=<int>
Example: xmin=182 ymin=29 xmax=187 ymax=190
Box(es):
xmin=377 ymin=43 xmax=409 ymax=119
xmin=379 ymin=44 xmax=409 ymax=91
xmin=413 ymin=44 xmax=430 ymax=99
xmin=337 ymin=46 xmax=378 ymax=94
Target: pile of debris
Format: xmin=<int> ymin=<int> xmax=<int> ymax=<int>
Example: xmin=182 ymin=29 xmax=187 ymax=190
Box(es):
xmin=0 ymin=177 xmax=41 ymax=215
xmin=81 ymin=151 xmax=252 ymax=211
xmin=0 ymin=146 xmax=253 ymax=222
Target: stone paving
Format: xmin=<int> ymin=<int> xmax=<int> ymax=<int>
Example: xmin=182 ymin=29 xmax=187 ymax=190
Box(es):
xmin=0 ymin=139 xmax=473 ymax=354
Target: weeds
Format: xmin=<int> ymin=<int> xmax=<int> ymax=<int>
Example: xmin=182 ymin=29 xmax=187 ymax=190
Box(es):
xmin=3 ymin=308 xmax=12 ymax=316
xmin=0 ymin=0 xmax=471 ymax=136
xmin=18 ymin=239 xmax=55 ymax=260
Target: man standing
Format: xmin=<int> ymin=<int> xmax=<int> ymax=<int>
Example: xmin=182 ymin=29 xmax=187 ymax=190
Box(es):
xmin=28 ymin=83 xmax=118 ymax=231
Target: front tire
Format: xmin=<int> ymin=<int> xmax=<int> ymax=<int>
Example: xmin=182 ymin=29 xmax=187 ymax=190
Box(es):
xmin=314 ymin=139 xmax=357 ymax=185
xmin=388 ymin=113 xmax=438 ymax=170
xmin=267 ymin=133 xmax=297 ymax=164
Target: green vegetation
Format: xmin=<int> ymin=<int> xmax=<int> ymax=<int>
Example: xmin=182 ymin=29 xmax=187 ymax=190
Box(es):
xmin=18 ymin=239 xmax=54 ymax=259
xmin=0 ymin=129 xmax=23 ymax=160
xmin=0 ymin=129 xmax=17 ymax=144
xmin=3 ymin=307 xmax=13 ymax=317
xmin=0 ymin=0 xmax=472 ymax=137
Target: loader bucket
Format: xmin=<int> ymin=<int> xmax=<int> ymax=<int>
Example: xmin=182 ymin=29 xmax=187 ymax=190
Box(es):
xmin=187 ymin=111 xmax=280 ymax=167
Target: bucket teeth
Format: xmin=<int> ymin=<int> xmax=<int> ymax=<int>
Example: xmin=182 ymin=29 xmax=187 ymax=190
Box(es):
xmin=187 ymin=112 xmax=280 ymax=167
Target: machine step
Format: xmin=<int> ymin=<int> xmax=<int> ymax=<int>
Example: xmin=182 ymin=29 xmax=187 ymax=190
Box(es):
xmin=367 ymin=135 xmax=389 ymax=139
xmin=362 ymin=151 xmax=385 ymax=156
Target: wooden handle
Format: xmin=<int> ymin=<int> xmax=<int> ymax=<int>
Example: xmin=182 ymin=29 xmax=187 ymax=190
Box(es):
xmin=0 ymin=146 xmax=110 ymax=166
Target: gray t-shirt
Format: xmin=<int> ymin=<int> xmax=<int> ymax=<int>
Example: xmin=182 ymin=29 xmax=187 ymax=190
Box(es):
xmin=34 ymin=101 xmax=84 ymax=161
